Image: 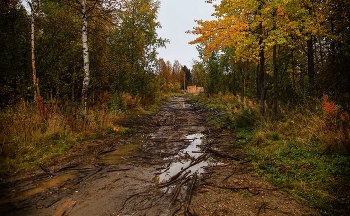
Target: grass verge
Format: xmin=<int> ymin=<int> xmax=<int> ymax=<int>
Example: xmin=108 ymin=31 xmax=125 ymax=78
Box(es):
xmin=193 ymin=93 xmax=350 ymax=215
xmin=0 ymin=93 xmax=170 ymax=176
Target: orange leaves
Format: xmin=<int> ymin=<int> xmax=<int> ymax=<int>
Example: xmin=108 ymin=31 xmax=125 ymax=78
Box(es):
xmin=107 ymin=121 xmax=120 ymax=134
xmin=277 ymin=6 xmax=286 ymax=18
xmin=322 ymin=94 xmax=337 ymax=117
xmin=189 ymin=8 xmax=251 ymax=60
xmin=113 ymin=126 xmax=120 ymax=133
xmin=320 ymin=95 xmax=350 ymax=153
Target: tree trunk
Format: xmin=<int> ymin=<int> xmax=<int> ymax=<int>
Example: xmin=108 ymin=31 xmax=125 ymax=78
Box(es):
xmin=81 ymin=0 xmax=90 ymax=118
xmin=256 ymin=63 xmax=260 ymax=100
xmin=307 ymin=36 xmax=315 ymax=97
xmin=242 ymin=64 xmax=246 ymax=107
xmin=259 ymin=46 xmax=266 ymax=116
xmin=258 ymin=20 xmax=266 ymax=116
xmin=30 ymin=1 xmax=39 ymax=101
xmin=273 ymin=44 xmax=278 ymax=120
xmin=184 ymin=70 xmax=186 ymax=91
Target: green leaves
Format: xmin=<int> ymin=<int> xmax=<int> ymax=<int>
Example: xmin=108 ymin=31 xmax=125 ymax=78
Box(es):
xmin=111 ymin=0 xmax=167 ymax=97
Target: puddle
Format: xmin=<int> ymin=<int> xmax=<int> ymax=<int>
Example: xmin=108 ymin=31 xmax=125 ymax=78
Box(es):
xmin=170 ymin=97 xmax=189 ymax=109
xmin=0 ymin=140 xmax=141 ymax=206
xmin=178 ymin=102 xmax=185 ymax=108
xmin=0 ymin=171 xmax=77 ymax=205
xmin=99 ymin=140 xmax=141 ymax=165
xmin=181 ymin=134 xmax=204 ymax=158
xmin=156 ymin=133 xmax=221 ymax=183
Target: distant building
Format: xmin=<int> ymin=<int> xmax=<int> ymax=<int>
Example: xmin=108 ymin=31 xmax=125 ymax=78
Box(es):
xmin=197 ymin=87 xmax=204 ymax=93
xmin=187 ymin=85 xmax=204 ymax=94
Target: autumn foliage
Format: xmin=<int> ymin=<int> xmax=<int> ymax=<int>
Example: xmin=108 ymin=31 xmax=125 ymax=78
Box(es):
xmin=322 ymin=94 xmax=337 ymax=117
xmin=320 ymin=95 xmax=350 ymax=153
xmin=189 ymin=0 xmax=350 ymax=118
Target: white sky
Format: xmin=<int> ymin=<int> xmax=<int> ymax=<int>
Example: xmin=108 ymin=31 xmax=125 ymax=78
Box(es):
xmin=156 ymin=0 xmax=217 ymax=68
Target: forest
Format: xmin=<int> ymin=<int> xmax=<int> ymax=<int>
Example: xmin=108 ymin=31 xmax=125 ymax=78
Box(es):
xmin=1 ymin=0 xmax=350 ymax=214
xmin=0 ymin=0 xmax=191 ymax=174
xmin=189 ymin=0 xmax=350 ymax=214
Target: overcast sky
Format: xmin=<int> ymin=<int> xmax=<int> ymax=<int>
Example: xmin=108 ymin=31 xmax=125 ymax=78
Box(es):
xmin=156 ymin=0 xmax=217 ymax=68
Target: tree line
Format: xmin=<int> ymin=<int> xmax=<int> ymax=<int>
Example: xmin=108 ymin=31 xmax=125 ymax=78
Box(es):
xmin=189 ymin=0 xmax=350 ymax=118
xmin=0 ymin=0 xmax=190 ymax=111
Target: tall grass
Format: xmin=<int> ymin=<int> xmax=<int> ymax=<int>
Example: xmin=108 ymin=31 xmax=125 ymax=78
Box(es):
xmin=194 ymin=93 xmax=350 ymax=215
xmin=0 ymin=93 xmax=167 ymax=175
xmin=0 ymin=101 xmax=111 ymax=174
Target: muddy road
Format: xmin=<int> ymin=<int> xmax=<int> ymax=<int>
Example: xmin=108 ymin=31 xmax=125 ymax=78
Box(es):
xmin=0 ymin=96 xmax=318 ymax=215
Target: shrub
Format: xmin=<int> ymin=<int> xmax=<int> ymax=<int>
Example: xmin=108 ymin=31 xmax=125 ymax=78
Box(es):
xmin=233 ymin=108 xmax=259 ymax=130
xmin=320 ymin=95 xmax=350 ymax=154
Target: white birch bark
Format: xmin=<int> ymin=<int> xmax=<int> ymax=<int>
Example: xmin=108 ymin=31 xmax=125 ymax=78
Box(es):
xmin=30 ymin=0 xmax=39 ymax=101
xmin=81 ymin=0 xmax=90 ymax=118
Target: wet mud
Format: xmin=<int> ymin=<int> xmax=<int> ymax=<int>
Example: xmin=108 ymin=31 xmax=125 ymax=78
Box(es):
xmin=0 ymin=96 xmax=319 ymax=215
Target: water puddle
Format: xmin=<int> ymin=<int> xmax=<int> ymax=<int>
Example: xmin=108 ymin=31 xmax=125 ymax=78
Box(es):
xmin=178 ymin=101 xmax=185 ymax=108
xmin=170 ymin=97 xmax=189 ymax=109
xmin=181 ymin=134 xmax=204 ymax=158
xmin=0 ymin=171 xmax=77 ymax=205
xmin=99 ymin=140 xmax=141 ymax=165
xmin=0 ymin=140 xmax=141 ymax=205
xmin=156 ymin=133 xmax=221 ymax=183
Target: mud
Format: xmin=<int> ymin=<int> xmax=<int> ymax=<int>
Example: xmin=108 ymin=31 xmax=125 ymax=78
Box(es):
xmin=0 ymin=96 xmax=319 ymax=215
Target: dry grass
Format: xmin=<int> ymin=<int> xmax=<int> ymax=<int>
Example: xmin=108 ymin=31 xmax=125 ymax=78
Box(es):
xmin=0 ymin=100 xmax=116 ymax=174
xmin=0 ymin=93 xmax=167 ymax=175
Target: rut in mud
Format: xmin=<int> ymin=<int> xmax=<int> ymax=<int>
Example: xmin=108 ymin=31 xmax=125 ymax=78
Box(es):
xmin=0 ymin=96 xmax=319 ymax=216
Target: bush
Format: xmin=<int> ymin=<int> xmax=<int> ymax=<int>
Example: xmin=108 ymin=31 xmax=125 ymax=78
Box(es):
xmin=233 ymin=108 xmax=259 ymax=130
xmin=320 ymin=95 xmax=350 ymax=154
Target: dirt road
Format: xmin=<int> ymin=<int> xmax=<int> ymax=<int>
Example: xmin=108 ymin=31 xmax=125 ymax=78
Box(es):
xmin=0 ymin=96 xmax=319 ymax=215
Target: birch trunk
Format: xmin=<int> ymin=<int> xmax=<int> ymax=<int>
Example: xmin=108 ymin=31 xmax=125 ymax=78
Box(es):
xmin=30 ymin=1 xmax=39 ymax=101
xmin=81 ymin=0 xmax=90 ymax=118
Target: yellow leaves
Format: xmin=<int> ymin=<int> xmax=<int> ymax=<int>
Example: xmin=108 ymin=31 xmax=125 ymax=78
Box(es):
xmin=190 ymin=0 xmax=329 ymax=62
xmin=277 ymin=6 xmax=286 ymax=18
xmin=264 ymin=7 xmax=271 ymax=12
xmin=189 ymin=5 xmax=251 ymax=60
xmin=140 ymin=5 xmax=151 ymax=13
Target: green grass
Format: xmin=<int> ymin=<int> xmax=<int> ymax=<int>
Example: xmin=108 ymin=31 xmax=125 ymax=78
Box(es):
xmin=246 ymin=135 xmax=350 ymax=215
xmin=194 ymin=93 xmax=350 ymax=215
xmin=240 ymin=191 xmax=253 ymax=197
xmin=0 ymin=132 xmax=80 ymax=174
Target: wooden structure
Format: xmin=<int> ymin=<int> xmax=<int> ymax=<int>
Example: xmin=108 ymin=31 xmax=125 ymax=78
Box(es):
xmin=187 ymin=85 xmax=204 ymax=94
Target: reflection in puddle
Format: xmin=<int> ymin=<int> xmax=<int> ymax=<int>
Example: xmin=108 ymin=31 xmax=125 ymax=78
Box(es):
xmin=181 ymin=134 xmax=204 ymax=158
xmin=171 ymin=97 xmax=188 ymax=109
xmin=157 ymin=134 xmax=221 ymax=183
xmin=178 ymin=102 xmax=185 ymax=108
xmin=99 ymin=141 xmax=140 ymax=165
xmin=0 ymin=171 xmax=77 ymax=205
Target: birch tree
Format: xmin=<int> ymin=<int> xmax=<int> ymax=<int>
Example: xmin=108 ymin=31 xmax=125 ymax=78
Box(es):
xmin=78 ymin=0 xmax=101 ymax=115
xmin=81 ymin=0 xmax=90 ymax=118
xmin=28 ymin=0 xmax=40 ymax=101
